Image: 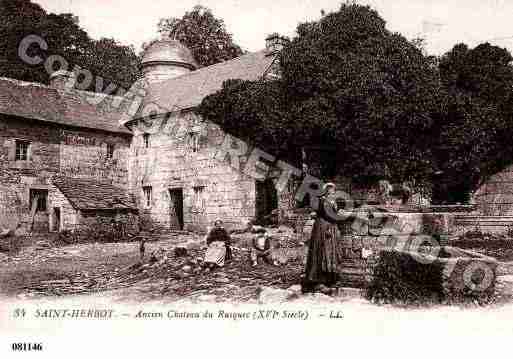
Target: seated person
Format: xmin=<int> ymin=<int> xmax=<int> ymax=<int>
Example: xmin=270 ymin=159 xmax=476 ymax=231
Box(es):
xmin=204 ymin=219 xmax=232 ymax=270
xmin=250 ymin=229 xmax=278 ymax=267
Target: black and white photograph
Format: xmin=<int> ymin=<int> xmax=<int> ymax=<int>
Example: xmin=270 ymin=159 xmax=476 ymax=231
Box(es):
xmin=0 ymin=0 xmax=512 ymax=357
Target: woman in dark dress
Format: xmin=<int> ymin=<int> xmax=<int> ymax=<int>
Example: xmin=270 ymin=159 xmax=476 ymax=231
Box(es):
xmin=303 ymin=183 xmax=343 ymax=293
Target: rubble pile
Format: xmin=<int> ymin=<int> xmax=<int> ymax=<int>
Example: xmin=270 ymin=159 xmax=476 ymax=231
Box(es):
xmin=5 ymin=224 xmax=314 ymax=301
xmin=21 ymin=243 xmax=305 ymax=301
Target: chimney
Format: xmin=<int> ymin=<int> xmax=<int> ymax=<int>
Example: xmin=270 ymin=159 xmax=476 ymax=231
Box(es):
xmin=49 ymin=70 xmax=76 ymax=90
xmin=265 ymin=33 xmax=289 ymax=56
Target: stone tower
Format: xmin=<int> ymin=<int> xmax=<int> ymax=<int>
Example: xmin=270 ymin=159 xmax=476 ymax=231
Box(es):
xmin=141 ymin=38 xmax=198 ymax=83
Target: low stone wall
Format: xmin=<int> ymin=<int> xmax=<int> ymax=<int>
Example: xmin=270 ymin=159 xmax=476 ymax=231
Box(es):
xmin=295 ymin=206 xmax=479 ymax=287
xmin=77 ymin=210 xmax=139 ymax=233
xmin=453 ymin=215 xmax=513 ymax=234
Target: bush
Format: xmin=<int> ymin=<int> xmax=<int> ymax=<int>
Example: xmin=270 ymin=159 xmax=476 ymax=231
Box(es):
xmin=0 ymin=235 xmax=26 ymax=254
xmin=365 ymin=250 xmax=445 ymax=305
xmin=56 ymin=222 xmax=139 ymax=244
xmin=365 ymin=248 xmax=497 ymax=305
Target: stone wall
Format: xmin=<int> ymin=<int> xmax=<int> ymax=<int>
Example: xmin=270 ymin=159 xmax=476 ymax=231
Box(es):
xmin=129 ymin=112 xmax=256 ymax=232
xmin=78 ymin=210 xmax=139 ymax=233
xmin=0 ymin=115 xmax=131 ymax=233
xmin=59 ymin=128 xmax=130 ymax=187
xmin=474 ymin=164 xmax=513 ymax=215
xmin=0 ymin=185 xmax=23 ymax=232
xmin=0 ymin=117 xmax=58 ymax=233
xmin=295 ymin=207 xmax=479 ymax=287
xmin=47 ymin=183 xmax=80 ymax=231
xmin=452 ymin=215 xmax=513 ymax=234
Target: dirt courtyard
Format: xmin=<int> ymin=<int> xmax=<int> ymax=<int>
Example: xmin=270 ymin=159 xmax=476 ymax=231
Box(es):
xmin=2 ymin=233 xmax=513 ymax=305
xmin=0 ymin=232 xmax=307 ymax=303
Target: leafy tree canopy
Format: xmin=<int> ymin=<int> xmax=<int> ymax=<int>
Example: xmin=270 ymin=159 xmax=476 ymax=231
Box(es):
xmin=198 ymin=4 xmax=513 ymax=204
xmin=0 ymin=0 xmax=140 ymax=91
xmin=432 ymin=42 xmax=513 ymax=203
xmin=198 ymin=4 xmax=440 ymax=189
xmin=158 ymin=5 xmax=244 ymax=68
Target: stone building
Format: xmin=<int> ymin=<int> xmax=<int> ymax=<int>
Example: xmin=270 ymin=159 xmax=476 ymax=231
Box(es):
xmin=473 ymin=166 xmax=513 ymax=216
xmin=126 ymin=37 xmax=284 ymax=231
xmin=50 ymin=177 xmax=138 ymax=232
xmin=0 ymin=35 xmax=285 ymax=234
xmin=2 ymin=34 xmax=509 ymax=236
xmin=0 ymin=70 xmax=134 ymax=234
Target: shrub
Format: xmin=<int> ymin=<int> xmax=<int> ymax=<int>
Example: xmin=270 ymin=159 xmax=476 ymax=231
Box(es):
xmin=0 ymin=235 xmax=25 ymax=254
xmin=365 ymin=248 xmax=497 ymax=305
xmin=57 ymin=229 xmax=79 ymax=245
xmin=56 ymin=222 xmax=139 ymax=244
xmin=365 ymin=250 xmax=445 ymax=305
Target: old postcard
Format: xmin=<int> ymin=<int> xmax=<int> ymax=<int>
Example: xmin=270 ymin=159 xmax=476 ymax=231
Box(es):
xmin=1 ymin=0 xmax=513 ymax=357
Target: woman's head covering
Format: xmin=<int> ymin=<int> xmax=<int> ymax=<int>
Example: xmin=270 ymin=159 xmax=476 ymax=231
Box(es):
xmin=320 ymin=182 xmax=336 ymax=196
xmin=323 ymin=182 xmax=336 ymax=191
xmin=214 ymin=218 xmax=223 ymax=226
xmin=255 ymin=227 xmax=267 ymax=234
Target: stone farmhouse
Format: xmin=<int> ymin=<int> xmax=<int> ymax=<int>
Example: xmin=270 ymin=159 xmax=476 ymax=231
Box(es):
xmin=0 ymin=35 xmax=287 ymax=234
xmin=1 ymin=35 xmax=513 ymax=235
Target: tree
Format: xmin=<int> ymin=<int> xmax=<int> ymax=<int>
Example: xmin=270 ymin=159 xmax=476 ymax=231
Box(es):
xmin=82 ymin=37 xmax=141 ymax=91
xmin=433 ymin=43 xmax=513 ymax=203
xmin=198 ymin=4 xmax=440 ymax=189
xmin=158 ymin=5 xmax=243 ymax=68
xmin=199 ymin=78 xmax=295 ymax=157
xmin=0 ymin=0 xmax=140 ymax=91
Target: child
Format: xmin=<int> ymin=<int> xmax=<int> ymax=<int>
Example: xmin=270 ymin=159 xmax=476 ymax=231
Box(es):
xmin=250 ymin=229 xmax=278 ymax=267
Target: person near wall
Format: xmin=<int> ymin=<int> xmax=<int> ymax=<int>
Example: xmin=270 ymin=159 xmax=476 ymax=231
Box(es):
xmin=203 ymin=218 xmax=232 ymax=271
xmin=250 ymin=228 xmax=278 ymax=267
xmin=303 ymin=183 xmax=342 ymax=294
xmin=303 ymin=182 xmax=371 ymax=294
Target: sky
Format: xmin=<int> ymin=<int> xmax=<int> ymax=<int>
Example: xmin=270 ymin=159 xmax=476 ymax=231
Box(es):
xmin=34 ymin=0 xmax=513 ymax=55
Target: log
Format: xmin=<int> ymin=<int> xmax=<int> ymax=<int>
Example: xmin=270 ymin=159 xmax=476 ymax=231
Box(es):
xmin=0 ymin=228 xmax=14 ymax=238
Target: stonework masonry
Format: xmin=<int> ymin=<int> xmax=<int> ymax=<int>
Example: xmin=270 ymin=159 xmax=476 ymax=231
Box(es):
xmin=4 ymin=36 xmax=513 ymax=237
xmin=474 ymin=164 xmax=513 ymax=216
xmin=0 ymin=114 xmax=131 ymax=234
xmin=47 ymin=183 xmax=79 ymax=231
xmin=129 ymin=111 xmax=256 ymax=232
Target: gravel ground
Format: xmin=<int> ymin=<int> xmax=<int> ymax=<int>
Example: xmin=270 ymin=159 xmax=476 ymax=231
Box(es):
xmin=2 ymin=232 xmax=513 ymax=305
xmin=0 ymin=232 xmax=306 ymax=302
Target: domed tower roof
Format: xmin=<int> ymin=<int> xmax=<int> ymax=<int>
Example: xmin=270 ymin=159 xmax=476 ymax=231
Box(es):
xmin=140 ymin=38 xmax=198 ymax=83
xmin=142 ymin=38 xmax=197 ymax=70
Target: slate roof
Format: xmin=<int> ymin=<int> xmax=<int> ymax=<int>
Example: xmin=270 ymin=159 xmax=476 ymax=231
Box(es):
xmin=0 ymin=77 xmax=132 ymax=134
xmin=0 ymin=49 xmax=276 ymax=129
xmin=52 ymin=177 xmax=137 ymax=211
xmin=136 ymin=50 xmax=276 ymax=116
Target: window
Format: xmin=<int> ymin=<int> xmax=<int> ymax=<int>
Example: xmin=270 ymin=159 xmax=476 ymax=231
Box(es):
xmin=188 ymin=132 xmax=200 ymax=152
xmin=143 ymin=134 xmax=150 ymax=148
xmin=193 ymin=186 xmax=205 ymax=211
xmin=15 ymin=140 xmax=30 ymax=161
xmin=143 ymin=186 xmax=152 ymax=208
xmin=29 ymin=189 xmax=48 ymax=212
xmin=106 ymin=143 xmax=115 ymax=159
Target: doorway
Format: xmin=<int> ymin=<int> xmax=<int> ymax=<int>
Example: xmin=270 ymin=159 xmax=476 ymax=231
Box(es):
xmin=169 ymin=188 xmax=184 ymax=230
xmin=50 ymin=207 xmax=61 ymax=232
xmin=255 ymin=179 xmax=278 ymax=225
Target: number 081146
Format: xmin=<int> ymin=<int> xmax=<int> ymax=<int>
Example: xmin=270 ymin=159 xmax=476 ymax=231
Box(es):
xmin=11 ymin=343 xmax=43 ymax=351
